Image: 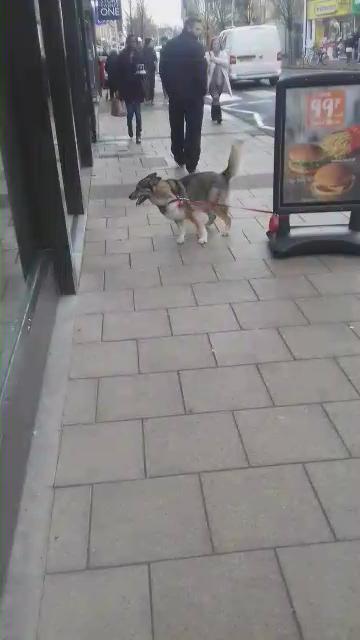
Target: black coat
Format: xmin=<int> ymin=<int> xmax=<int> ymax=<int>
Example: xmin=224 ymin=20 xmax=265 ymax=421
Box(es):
xmin=105 ymin=51 xmax=119 ymax=85
xmin=143 ymin=45 xmax=157 ymax=73
xmin=116 ymin=49 xmax=145 ymax=103
xmin=160 ymin=31 xmax=207 ymax=101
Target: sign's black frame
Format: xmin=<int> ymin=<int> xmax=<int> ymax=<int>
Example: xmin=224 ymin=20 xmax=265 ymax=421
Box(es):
xmin=273 ymin=71 xmax=360 ymax=216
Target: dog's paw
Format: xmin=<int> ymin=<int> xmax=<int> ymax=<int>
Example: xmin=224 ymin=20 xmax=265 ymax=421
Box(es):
xmin=198 ymin=238 xmax=207 ymax=246
xmin=176 ymin=236 xmax=185 ymax=245
xmin=221 ymin=231 xmax=230 ymax=237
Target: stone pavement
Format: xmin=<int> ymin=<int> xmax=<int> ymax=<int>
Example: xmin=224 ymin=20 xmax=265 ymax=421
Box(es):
xmin=38 ymin=97 xmax=360 ymax=639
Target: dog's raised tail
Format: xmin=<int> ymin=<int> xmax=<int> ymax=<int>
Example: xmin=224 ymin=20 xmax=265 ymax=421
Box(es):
xmin=222 ymin=141 xmax=243 ymax=182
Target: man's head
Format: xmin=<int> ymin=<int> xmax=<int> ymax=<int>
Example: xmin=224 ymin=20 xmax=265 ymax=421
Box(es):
xmin=126 ymin=34 xmax=137 ymax=51
xmin=145 ymin=37 xmax=153 ymax=47
xmin=184 ymin=16 xmax=202 ymax=40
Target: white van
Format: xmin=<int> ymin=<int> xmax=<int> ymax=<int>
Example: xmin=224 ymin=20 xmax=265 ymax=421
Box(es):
xmin=219 ymin=25 xmax=282 ymax=86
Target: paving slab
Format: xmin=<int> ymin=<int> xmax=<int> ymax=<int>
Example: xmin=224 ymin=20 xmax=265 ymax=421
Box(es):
xmin=86 ymin=227 xmax=128 ymax=241
xmin=260 ymin=359 xmax=358 ymax=405
xmin=90 ymin=476 xmax=211 ymax=566
xmin=181 ymin=365 xmax=271 ymax=413
xmin=320 ymin=254 xmax=360 ymax=272
xmin=337 ymin=355 xmax=360 ymax=393
xmin=78 ymin=271 xmax=104 ymax=293
xmin=278 ymin=541 xmax=360 ymax=640
xmin=56 ymin=421 xmax=144 ymax=485
xmin=63 ymin=378 xmax=98 ymax=425
xmin=324 ymin=401 xmax=360 ymax=456
xmin=250 ymin=275 xmax=318 ymax=300
xmin=139 ymin=334 xmax=215 ymax=372
xmin=202 ymin=465 xmax=332 ymax=552
xmin=46 ymin=486 xmax=91 ymax=573
xmin=280 ymin=323 xmax=360 ymax=359
xmin=144 ymin=412 xmax=247 ymax=476
xmin=296 ymin=295 xmax=360 ymax=324
xmin=235 ymin=405 xmax=347 ymax=465
xmin=193 ymin=280 xmax=257 ymax=305
xmin=70 ymin=341 xmax=138 ymax=377
xmin=82 ymin=253 xmax=130 ymax=271
xmin=38 ymin=566 xmax=152 ymax=640
xmin=105 ymin=266 xmax=161 ymax=290
xmin=73 ymin=314 xmax=102 ymax=343
xmin=159 ymin=264 xmax=216 ymax=285
xmin=306 ymin=459 xmax=360 ymax=539
xmin=266 ymin=255 xmax=328 ymax=275
xmin=180 ymin=246 xmax=235 ymax=265
xmin=213 ymin=259 xmax=272 ymax=280
xmin=210 ymin=329 xmax=292 ymax=365
xmin=131 ymin=250 xmax=182 ymax=269
xmin=97 ymin=372 xmax=184 ymax=421
xmin=308 ymin=272 xmax=360 ymax=295
xmin=84 ymin=241 xmax=105 ymax=256
xmin=169 ymin=304 xmax=239 ymax=334
xmin=103 ymin=309 xmax=171 ymax=340
xmin=75 ymin=290 xmax=133 ymax=315
xmin=233 ymin=299 xmax=308 ymax=329
xmin=106 ymin=238 xmax=153 ymax=254
xmin=151 ymin=551 xmax=300 ymax=640
xmin=134 ymin=285 xmax=195 ymax=310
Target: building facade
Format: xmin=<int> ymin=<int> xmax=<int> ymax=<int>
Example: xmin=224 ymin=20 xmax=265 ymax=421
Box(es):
xmin=0 ymin=0 xmax=97 ymax=590
xmin=306 ymin=0 xmax=360 ymax=46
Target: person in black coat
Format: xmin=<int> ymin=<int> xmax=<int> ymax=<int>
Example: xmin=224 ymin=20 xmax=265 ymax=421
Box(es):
xmin=143 ymin=37 xmax=157 ymax=104
xmin=105 ymin=49 xmax=119 ymax=99
xmin=160 ymin=16 xmax=207 ymax=173
xmin=116 ymin=34 xmax=146 ymax=144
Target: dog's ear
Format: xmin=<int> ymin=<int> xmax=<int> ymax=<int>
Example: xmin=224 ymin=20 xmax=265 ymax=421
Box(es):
xmin=140 ymin=172 xmax=160 ymax=187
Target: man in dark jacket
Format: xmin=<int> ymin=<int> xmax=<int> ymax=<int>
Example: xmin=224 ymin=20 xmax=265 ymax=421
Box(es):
xmin=116 ymin=34 xmax=146 ymax=144
xmin=143 ymin=37 xmax=157 ymax=104
xmin=160 ymin=17 xmax=207 ymax=173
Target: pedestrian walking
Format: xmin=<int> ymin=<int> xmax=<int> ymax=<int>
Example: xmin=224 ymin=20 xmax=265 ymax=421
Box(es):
xmin=105 ymin=49 xmax=119 ymax=100
xmin=116 ymin=34 xmax=146 ymax=144
xmin=143 ymin=38 xmax=157 ymax=104
xmin=206 ymin=37 xmax=232 ymax=124
xmin=159 ymin=36 xmax=169 ymax=101
xmin=160 ymin=16 xmax=207 ymax=173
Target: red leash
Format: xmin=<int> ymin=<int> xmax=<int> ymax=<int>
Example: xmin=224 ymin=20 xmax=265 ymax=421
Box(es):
xmin=174 ymin=197 xmax=271 ymax=215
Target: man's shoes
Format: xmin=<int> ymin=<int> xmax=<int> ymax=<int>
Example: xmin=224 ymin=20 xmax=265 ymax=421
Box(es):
xmin=128 ymin=127 xmax=133 ymax=139
xmin=136 ymin=135 xmax=142 ymax=144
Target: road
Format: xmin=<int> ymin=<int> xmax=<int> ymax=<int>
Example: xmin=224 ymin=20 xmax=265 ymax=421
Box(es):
xmin=220 ymin=81 xmax=276 ymax=134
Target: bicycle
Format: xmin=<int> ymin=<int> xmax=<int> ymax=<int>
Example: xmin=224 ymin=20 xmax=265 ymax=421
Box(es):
xmin=303 ymin=46 xmax=329 ymax=65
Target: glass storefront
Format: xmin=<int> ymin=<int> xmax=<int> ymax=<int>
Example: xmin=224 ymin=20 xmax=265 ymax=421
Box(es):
xmin=0 ymin=0 xmax=97 ymax=590
xmin=0 ymin=160 xmax=33 ymax=392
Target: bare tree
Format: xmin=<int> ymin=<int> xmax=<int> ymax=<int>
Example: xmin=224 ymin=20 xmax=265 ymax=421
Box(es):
xmin=273 ymin=0 xmax=300 ymax=63
xmin=125 ymin=0 xmax=157 ymax=40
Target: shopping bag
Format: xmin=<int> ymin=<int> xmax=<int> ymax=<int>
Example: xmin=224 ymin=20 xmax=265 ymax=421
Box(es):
xmin=111 ymin=98 xmax=126 ymax=117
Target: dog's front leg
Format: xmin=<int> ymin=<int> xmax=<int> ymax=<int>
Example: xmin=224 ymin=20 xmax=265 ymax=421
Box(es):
xmin=176 ymin=220 xmax=186 ymax=245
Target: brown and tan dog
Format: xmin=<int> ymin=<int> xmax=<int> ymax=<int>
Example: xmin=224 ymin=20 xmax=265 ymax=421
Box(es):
xmin=129 ymin=143 xmax=242 ymax=245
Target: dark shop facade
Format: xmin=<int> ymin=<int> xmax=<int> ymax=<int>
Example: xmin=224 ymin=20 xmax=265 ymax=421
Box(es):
xmin=0 ymin=0 xmax=99 ymax=587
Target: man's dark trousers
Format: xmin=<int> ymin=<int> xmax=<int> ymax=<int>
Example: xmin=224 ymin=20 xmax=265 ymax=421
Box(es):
xmin=169 ymin=97 xmax=204 ymax=171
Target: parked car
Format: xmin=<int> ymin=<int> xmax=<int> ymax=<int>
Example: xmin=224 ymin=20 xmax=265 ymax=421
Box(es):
xmin=219 ymin=24 xmax=282 ymax=86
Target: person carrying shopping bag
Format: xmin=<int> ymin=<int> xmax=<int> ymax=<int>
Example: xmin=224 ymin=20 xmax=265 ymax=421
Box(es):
xmin=206 ymin=37 xmax=232 ymax=124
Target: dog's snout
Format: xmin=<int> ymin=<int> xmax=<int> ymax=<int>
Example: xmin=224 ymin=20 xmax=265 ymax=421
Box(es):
xmin=129 ymin=190 xmax=138 ymax=200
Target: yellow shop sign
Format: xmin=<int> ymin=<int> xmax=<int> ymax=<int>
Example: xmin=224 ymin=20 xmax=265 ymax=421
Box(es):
xmin=307 ymin=0 xmax=352 ymax=19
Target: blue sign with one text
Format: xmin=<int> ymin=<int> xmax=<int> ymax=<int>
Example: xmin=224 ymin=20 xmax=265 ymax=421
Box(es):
xmin=97 ymin=0 xmax=121 ymax=23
